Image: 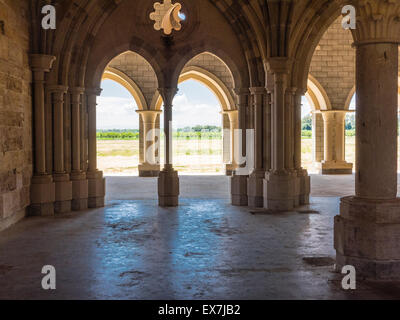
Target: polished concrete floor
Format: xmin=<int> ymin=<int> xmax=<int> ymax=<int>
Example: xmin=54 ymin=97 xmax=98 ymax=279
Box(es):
xmin=1 ymin=174 xmax=400 ymax=299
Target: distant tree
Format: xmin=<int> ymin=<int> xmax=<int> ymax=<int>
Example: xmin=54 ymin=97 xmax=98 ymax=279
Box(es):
xmin=302 ymin=115 xmax=312 ymax=131
xmin=345 ymin=114 xmax=355 ymax=130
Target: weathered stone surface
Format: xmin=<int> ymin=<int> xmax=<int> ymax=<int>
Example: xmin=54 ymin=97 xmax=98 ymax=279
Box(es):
xmin=0 ymin=0 xmax=32 ymax=230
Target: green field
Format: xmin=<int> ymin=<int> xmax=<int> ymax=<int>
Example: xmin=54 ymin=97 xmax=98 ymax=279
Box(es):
xmin=96 ymin=134 xmax=358 ymax=175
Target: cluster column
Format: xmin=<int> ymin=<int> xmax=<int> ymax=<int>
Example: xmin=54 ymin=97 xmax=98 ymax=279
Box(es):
xmin=70 ymin=87 xmax=88 ymax=210
xmin=231 ymin=89 xmax=250 ymax=206
xmin=263 ymin=58 xmax=298 ymax=210
xmin=29 ymin=54 xmax=56 ymax=216
xmin=293 ymin=89 xmax=310 ymax=205
xmin=158 ymin=88 xmax=179 ymax=207
xmin=137 ymin=110 xmax=162 ymax=177
xmin=86 ymin=88 xmax=105 ymax=208
xmin=223 ymin=110 xmax=239 ymax=175
xmin=48 ymin=85 xmax=73 ymax=213
xmin=334 ymin=0 xmax=400 ymax=279
xmin=248 ymin=87 xmax=266 ymax=207
xmin=319 ymin=110 xmax=353 ymax=174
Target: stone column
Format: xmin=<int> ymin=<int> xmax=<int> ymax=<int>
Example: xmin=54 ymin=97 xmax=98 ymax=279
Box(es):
xmin=48 ymin=85 xmax=72 ymax=213
xmin=86 ymin=88 xmax=105 ymax=208
xmin=319 ymin=110 xmax=353 ymax=174
xmin=137 ymin=110 xmax=162 ymax=177
xmin=29 ymin=54 xmax=56 ymax=216
xmin=70 ymin=87 xmax=88 ymax=210
xmin=334 ymin=0 xmax=400 ymax=280
xmin=224 ymin=110 xmax=239 ymax=176
xmin=293 ymin=89 xmax=310 ymax=205
xmin=248 ymin=87 xmax=266 ymax=207
xmin=158 ymin=88 xmax=179 ymax=207
xmin=231 ymin=89 xmax=250 ymax=206
xmin=264 ymin=58 xmax=297 ymax=210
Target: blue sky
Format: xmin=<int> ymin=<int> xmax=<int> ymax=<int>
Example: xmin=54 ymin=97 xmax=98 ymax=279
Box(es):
xmin=97 ymin=79 xmax=221 ymax=129
xmin=97 ymin=79 xmax=357 ymax=130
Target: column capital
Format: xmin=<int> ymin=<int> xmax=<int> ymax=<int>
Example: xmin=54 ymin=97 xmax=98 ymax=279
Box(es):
xmin=350 ymin=0 xmax=400 ymax=45
xmin=249 ymin=87 xmax=266 ymax=95
xmin=47 ymin=85 xmax=68 ymax=103
xmin=70 ymin=87 xmax=85 ymax=94
xmin=47 ymin=85 xmax=68 ymax=93
xmin=29 ymin=54 xmax=56 ymax=73
xmin=136 ymin=110 xmax=162 ymax=123
xmin=223 ymin=110 xmax=239 ymax=123
xmin=86 ymin=87 xmax=103 ymax=96
xmin=158 ymin=87 xmax=178 ymax=106
xmin=320 ymin=110 xmax=348 ymax=122
xmin=234 ymin=88 xmax=250 ymax=106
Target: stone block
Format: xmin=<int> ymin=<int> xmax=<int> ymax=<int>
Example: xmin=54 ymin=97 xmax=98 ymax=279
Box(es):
xmin=29 ymin=175 xmax=55 ymax=216
xmin=54 ymin=174 xmax=72 ymax=214
xmin=247 ymin=171 xmax=265 ymax=208
xmin=71 ymin=174 xmax=88 ymax=211
xmin=231 ymin=174 xmax=248 ymax=206
xmin=158 ymin=168 xmax=179 ymax=207
xmin=334 ymin=196 xmax=400 ymax=280
xmin=264 ymin=171 xmax=297 ymax=211
xmin=319 ymin=161 xmax=353 ymax=175
xmin=88 ymin=171 xmax=105 ymax=208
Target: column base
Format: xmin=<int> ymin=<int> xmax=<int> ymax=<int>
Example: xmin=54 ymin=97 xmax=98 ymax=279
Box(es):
xmin=225 ymin=163 xmax=237 ymax=176
xmin=231 ymin=174 xmax=248 ymax=206
xmin=71 ymin=172 xmax=88 ymax=211
xmin=53 ymin=173 xmax=73 ymax=213
xmin=318 ymin=160 xmax=353 ymax=175
xmin=247 ymin=170 xmax=265 ymax=208
xmin=297 ymin=168 xmax=310 ymax=205
xmin=29 ymin=175 xmax=55 ymax=216
xmin=158 ymin=167 xmax=179 ymax=207
xmin=264 ymin=170 xmax=297 ymax=211
xmin=87 ymin=171 xmax=106 ymax=208
xmin=138 ymin=164 xmax=160 ymax=177
xmin=334 ymin=196 xmax=400 ymax=280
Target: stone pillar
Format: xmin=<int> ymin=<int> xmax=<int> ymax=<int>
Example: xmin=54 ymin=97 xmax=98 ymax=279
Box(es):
xmin=248 ymin=87 xmax=266 ymax=207
xmin=293 ymin=89 xmax=310 ymax=205
xmin=319 ymin=110 xmax=353 ymax=174
xmin=231 ymin=89 xmax=250 ymax=206
xmin=264 ymin=58 xmax=297 ymax=210
xmin=137 ymin=110 xmax=162 ymax=177
xmin=48 ymin=85 xmax=72 ymax=213
xmin=29 ymin=54 xmax=56 ymax=216
xmin=158 ymin=88 xmax=179 ymax=207
xmin=86 ymin=88 xmax=105 ymax=208
xmin=224 ymin=110 xmax=239 ymax=176
xmin=334 ymin=0 xmax=400 ymax=280
xmin=70 ymin=87 xmax=88 ymax=211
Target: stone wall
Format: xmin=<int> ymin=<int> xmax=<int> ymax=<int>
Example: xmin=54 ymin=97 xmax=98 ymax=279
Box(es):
xmin=309 ymin=17 xmax=400 ymax=110
xmin=108 ymin=52 xmax=158 ymax=108
xmin=0 ymin=0 xmax=32 ymax=231
xmin=309 ymin=17 xmax=354 ymax=110
xmin=108 ymin=51 xmax=235 ymax=108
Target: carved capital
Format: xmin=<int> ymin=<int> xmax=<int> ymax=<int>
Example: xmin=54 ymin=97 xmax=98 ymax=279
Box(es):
xmin=158 ymin=87 xmax=178 ymax=107
xmin=351 ymin=0 xmax=400 ymax=44
xmin=29 ymin=54 xmax=56 ymax=72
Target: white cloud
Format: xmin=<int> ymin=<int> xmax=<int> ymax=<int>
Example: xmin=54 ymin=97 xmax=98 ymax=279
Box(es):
xmin=97 ymin=93 xmax=222 ymax=130
xmin=97 ymin=96 xmax=139 ymax=130
xmin=172 ymin=93 xmax=222 ymax=128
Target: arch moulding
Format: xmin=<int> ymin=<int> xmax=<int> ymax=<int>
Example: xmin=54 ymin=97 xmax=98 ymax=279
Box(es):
xmin=151 ymin=66 xmax=236 ymax=112
xmin=102 ymin=67 xmax=148 ymax=110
